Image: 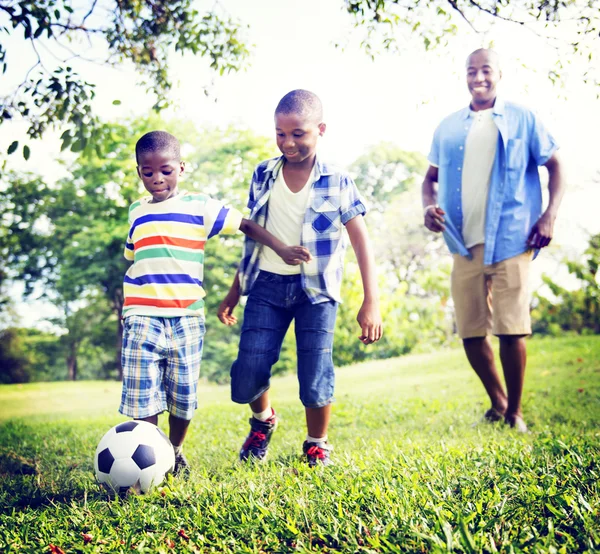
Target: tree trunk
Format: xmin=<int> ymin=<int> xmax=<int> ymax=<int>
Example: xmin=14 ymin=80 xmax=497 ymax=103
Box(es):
xmin=113 ymin=288 xmax=124 ymax=381
xmin=67 ymin=342 xmax=78 ymax=381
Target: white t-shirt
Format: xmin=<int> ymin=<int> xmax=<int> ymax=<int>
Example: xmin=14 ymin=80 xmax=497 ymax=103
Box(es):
xmin=258 ymin=167 xmax=314 ymax=274
xmin=461 ymin=108 xmax=498 ymax=248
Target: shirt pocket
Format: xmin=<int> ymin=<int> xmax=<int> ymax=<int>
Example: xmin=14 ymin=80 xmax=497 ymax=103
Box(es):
xmin=310 ymin=195 xmax=341 ymax=234
xmin=506 ymin=138 xmax=525 ymax=171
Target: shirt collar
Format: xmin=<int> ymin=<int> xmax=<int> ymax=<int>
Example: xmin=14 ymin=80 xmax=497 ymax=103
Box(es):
xmin=264 ymin=155 xmax=333 ymax=182
xmin=462 ymin=96 xmax=506 ymax=119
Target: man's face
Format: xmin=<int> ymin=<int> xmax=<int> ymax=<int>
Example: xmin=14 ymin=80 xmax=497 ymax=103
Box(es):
xmin=136 ymin=149 xmax=184 ymax=203
xmin=466 ymin=51 xmax=502 ymax=110
xmin=275 ymin=112 xmax=325 ymax=165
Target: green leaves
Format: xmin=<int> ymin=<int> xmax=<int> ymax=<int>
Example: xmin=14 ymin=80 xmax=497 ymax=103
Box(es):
xmin=1 ymin=1 xmax=251 ymax=159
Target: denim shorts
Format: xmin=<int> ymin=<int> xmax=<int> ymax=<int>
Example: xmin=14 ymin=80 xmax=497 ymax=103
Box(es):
xmin=230 ymin=271 xmax=338 ymax=408
xmin=119 ymin=315 xmax=205 ymax=420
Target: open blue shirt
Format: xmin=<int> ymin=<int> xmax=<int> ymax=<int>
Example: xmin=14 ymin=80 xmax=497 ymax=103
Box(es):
xmin=428 ymin=98 xmax=558 ymax=265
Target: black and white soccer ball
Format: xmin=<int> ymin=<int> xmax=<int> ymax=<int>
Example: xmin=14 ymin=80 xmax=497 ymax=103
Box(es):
xmin=94 ymin=421 xmax=175 ymax=494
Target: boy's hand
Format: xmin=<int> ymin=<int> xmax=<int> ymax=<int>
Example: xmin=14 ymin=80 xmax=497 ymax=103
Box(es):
xmin=217 ymin=290 xmax=240 ymax=326
xmin=357 ymin=300 xmax=383 ymax=345
xmin=276 ymin=245 xmax=312 ymax=266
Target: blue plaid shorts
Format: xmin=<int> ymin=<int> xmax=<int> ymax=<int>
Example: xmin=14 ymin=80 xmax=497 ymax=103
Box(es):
xmin=119 ymin=315 xmax=205 ymax=420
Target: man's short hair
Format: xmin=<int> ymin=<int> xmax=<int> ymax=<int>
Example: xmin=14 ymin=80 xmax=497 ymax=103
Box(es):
xmin=275 ymin=90 xmax=323 ymax=122
xmin=135 ymin=131 xmax=181 ymax=163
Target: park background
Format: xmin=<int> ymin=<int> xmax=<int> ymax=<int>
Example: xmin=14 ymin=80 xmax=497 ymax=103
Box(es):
xmin=1 ymin=0 xmax=599 ymax=383
xmin=0 ymin=2 xmax=599 ymax=552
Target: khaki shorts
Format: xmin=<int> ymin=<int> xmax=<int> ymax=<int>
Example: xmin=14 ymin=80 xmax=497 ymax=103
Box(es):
xmin=451 ymin=245 xmax=533 ymax=338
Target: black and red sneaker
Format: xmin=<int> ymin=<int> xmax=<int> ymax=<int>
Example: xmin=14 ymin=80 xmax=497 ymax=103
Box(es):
xmin=239 ymin=412 xmax=278 ymax=461
xmin=302 ymin=441 xmax=333 ymax=467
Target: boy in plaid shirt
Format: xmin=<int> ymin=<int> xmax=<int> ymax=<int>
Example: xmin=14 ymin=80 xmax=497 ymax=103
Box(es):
xmin=217 ymin=90 xmax=382 ymax=466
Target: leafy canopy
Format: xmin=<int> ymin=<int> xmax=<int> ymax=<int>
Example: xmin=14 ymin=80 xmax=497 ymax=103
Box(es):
xmin=0 ymin=0 xmax=250 ymax=158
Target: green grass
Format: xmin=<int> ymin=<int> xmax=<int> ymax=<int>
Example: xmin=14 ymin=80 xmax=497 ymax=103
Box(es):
xmin=1 ymin=336 xmax=599 ymax=553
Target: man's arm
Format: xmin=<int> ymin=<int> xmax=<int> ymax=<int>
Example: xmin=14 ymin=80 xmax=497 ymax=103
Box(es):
xmin=527 ymin=152 xmax=566 ymax=249
xmin=239 ymin=218 xmax=311 ymax=265
xmin=421 ymin=165 xmax=446 ymax=232
xmin=345 ymin=215 xmax=382 ymax=345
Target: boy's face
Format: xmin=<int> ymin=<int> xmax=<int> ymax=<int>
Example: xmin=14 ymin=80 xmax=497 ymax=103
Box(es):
xmin=136 ymin=149 xmax=184 ymax=203
xmin=275 ymin=112 xmax=325 ymax=166
xmin=466 ymin=50 xmax=501 ymax=110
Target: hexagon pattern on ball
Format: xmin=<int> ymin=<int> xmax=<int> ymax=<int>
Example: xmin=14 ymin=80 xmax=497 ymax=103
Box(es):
xmin=94 ymin=420 xmax=175 ymax=494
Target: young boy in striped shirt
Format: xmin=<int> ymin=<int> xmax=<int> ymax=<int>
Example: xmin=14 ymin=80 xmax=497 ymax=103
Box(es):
xmin=217 ymin=90 xmax=382 ymax=466
xmin=119 ymin=130 xmax=311 ymax=475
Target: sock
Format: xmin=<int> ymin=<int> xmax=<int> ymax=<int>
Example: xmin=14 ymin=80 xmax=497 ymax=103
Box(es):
xmin=252 ymin=406 xmax=274 ymax=422
xmin=173 ymin=444 xmax=183 ymax=456
xmin=306 ymin=434 xmax=327 ymax=445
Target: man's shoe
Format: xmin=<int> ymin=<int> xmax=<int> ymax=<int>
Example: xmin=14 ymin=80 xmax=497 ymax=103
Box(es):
xmin=303 ymin=441 xmax=333 ymax=467
xmin=173 ymin=451 xmax=190 ymax=476
xmin=472 ymin=407 xmax=505 ymax=428
xmin=505 ymin=414 xmax=529 ymax=433
xmin=239 ymin=413 xmax=278 ymax=461
xmin=483 ymin=407 xmax=505 ymax=422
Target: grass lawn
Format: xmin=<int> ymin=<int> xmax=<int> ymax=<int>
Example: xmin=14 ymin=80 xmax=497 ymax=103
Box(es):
xmin=1 ymin=335 xmax=599 ymax=553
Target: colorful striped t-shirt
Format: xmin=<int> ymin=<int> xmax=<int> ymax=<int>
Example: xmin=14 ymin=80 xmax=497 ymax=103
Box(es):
xmin=123 ymin=191 xmax=243 ymax=318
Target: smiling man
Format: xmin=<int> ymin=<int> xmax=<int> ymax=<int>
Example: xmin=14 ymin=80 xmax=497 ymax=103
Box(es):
xmin=421 ymin=49 xmax=566 ymax=432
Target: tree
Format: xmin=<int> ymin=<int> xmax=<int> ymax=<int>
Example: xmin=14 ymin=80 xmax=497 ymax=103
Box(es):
xmin=0 ymin=116 xmax=277 ymax=381
xmin=0 ymin=0 xmax=250 ymax=157
xmin=344 ymin=0 xmax=599 ymax=89
xmin=532 ymin=233 xmax=600 ymax=335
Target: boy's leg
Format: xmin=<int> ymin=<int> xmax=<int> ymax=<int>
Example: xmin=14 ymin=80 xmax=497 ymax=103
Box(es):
xmin=119 ymin=316 xmax=168 ymax=421
xmin=164 ymin=316 xmax=205 ymax=474
xmin=232 ymin=272 xmax=293 ymax=461
xmin=295 ymin=298 xmax=337 ymax=466
xmin=305 ymin=405 xmax=331 ymax=439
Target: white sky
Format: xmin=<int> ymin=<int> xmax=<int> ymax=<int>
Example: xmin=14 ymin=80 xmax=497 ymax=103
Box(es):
xmin=2 ymin=0 xmax=599 ymax=327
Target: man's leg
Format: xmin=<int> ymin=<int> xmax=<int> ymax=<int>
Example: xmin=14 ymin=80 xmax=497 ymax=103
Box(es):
xmin=491 ymin=250 xmax=533 ymax=431
xmin=498 ymin=334 xmax=527 ymax=423
xmin=463 ymin=336 xmax=508 ymax=416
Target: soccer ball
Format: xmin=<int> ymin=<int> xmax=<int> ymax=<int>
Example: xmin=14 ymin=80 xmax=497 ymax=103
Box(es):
xmin=94 ymin=421 xmax=175 ymax=494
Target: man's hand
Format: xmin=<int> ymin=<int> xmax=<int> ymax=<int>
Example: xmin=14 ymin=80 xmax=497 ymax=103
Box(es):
xmin=527 ymin=211 xmax=555 ymax=249
xmin=276 ymin=245 xmax=312 ymax=266
xmin=217 ymin=289 xmax=240 ymax=326
xmin=357 ymin=300 xmax=383 ymax=345
xmin=424 ymin=206 xmax=446 ymax=233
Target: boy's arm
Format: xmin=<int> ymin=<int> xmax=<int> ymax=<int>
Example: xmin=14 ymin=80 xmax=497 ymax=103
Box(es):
xmin=345 ymin=215 xmax=383 ymax=345
xmin=239 ymin=218 xmax=312 ymax=266
xmin=217 ymin=269 xmax=241 ymax=326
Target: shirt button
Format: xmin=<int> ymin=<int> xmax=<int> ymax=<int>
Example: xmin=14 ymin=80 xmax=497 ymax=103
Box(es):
xmin=459 ymin=146 xmax=463 ymax=150
xmin=457 ymin=167 xmax=461 ymax=171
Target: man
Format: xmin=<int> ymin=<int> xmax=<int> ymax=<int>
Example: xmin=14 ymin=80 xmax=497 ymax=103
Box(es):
xmin=422 ymin=48 xmax=565 ymax=432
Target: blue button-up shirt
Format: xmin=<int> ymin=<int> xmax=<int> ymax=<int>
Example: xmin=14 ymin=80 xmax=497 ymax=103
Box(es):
xmin=238 ymin=156 xmax=367 ymax=303
xmin=428 ymin=98 xmax=558 ymax=265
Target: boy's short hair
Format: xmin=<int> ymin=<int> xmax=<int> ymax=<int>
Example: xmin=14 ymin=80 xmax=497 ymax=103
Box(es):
xmin=135 ymin=130 xmax=181 ymax=163
xmin=275 ymin=90 xmax=323 ymax=122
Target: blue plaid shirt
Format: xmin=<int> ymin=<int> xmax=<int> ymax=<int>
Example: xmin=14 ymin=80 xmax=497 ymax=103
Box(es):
xmin=428 ymin=98 xmax=558 ymax=265
xmin=239 ymin=156 xmax=368 ymax=304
